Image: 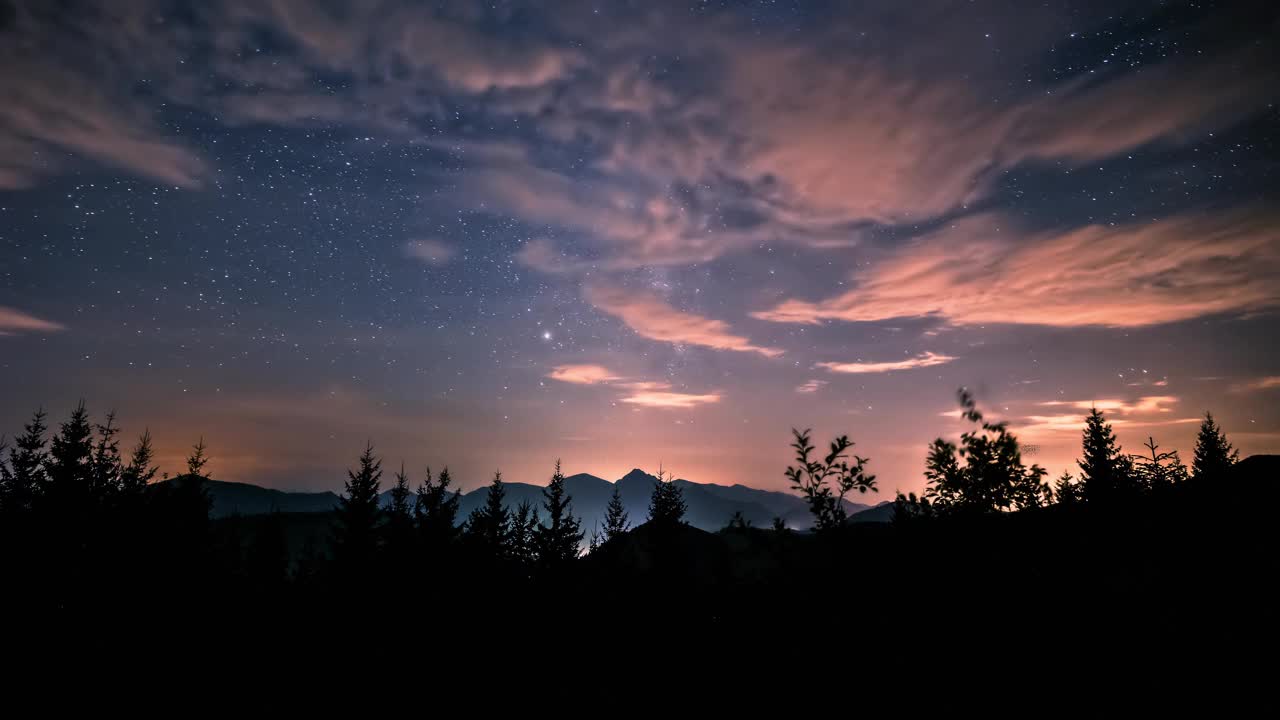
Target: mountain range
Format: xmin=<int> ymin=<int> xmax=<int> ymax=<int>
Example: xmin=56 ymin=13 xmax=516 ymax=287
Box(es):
xmin=191 ymin=468 xmax=890 ymax=531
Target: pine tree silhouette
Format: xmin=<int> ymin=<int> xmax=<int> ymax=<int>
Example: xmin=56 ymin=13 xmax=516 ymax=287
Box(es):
xmin=467 ymin=470 xmax=511 ymax=554
xmin=1053 ymin=471 xmax=1083 ymax=506
xmin=385 ymin=462 xmax=416 ymax=567
xmin=45 ymin=401 xmax=95 ymax=513
xmin=1131 ymin=436 xmax=1188 ymax=490
xmin=647 ymin=467 xmax=687 ymax=527
xmin=415 ymin=466 xmax=461 ymax=552
xmin=510 ymin=499 xmax=540 ymax=566
xmin=186 ymin=437 xmax=210 ymax=477
xmin=1192 ymin=412 xmax=1238 ymax=479
xmin=785 ymin=428 xmax=877 ymax=530
xmin=534 ymin=459 xmax=582 ymax=565
xmin=332 ymin=441 xmax=383 ymax=574
xmin=5 ymin=409 xmax=48 ymax=514
xmin=120 ymin=429 xmax=158 ymax=497
xmin=89 ymin=411 xmax=123 ymax=500
xmin=602 ymin=484 xmax=630 ymax=542
xmin=1079 ymin=407 xmax=1138 ymax=502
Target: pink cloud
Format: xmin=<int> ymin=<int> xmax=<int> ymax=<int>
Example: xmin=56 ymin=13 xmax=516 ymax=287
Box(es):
xmin=0 ymin=62 xmax=206 ymax=188
xmin=0 ymin=307 xmax=64 ymax=334
xmin=619 ymin=390 xmax=722 ymax=409
xmin=816 ymin=351 xmax=957 ymax=375
xmin=1230 ymin=377 xmax=1280 ymax=394
xmin=1040 ymin=396 xmax=1180 ymax=415
xmin=584 ymin=283 xmax=783 ymax=357
xmin=755 ymin=209 xmax=1280 ymax=328
xmin=547 ymin=364 xmax=621 ymax=385
xmin=545 ymin=361 xmax=722 ymax=410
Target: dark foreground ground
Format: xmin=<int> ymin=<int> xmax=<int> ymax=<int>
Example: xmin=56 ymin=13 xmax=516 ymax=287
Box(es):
xmin=2 ymin=457 xmax=1276 ymax=685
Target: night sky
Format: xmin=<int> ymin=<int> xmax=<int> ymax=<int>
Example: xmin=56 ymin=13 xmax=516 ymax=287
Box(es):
xmin=2 ymin=1 xmax=1278 ymax=495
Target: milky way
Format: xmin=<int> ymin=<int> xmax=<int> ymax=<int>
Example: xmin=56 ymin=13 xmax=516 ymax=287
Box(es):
xmin=2 ymin=1 xmax=1278 ymax=494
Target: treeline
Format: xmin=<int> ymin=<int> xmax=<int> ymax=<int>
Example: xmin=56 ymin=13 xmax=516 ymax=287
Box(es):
xmin=0 ymin=388 xmax=1253 ymax=617
xmin=890 ymin=389 xmax=1240 ymax=519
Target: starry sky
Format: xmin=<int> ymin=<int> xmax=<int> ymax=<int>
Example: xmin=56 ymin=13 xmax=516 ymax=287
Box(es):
xmin=2 ymin=0 xmax=1278 ymax=495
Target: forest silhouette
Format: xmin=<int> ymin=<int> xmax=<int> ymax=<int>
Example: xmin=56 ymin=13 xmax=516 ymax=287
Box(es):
xmin=1 ymin=389 xmax=1275 ymax=666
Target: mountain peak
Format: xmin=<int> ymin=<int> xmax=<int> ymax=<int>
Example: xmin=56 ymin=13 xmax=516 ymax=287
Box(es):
xmin=619 ymin=468 xmax=657 ymax=484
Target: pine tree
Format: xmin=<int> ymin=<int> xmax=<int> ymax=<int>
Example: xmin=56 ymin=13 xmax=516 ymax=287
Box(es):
xmin=602 ymin=484 xmax=629 ymax=542
xmin=919 ymin=390 xmax=1049 ymax=515
xmin=467 ymin=470 xmax=511 ymax=554
xmin=120 ymin=429 xmax=159 ymax=497
xmin=387 ymin=463 xmax=413 ymax=521
xmin=2 ymin=409 xmax=47 ymax=514
xmin=534 ymin=459 xmax=583 ymax=565
xmin=509 ymin=500 xmax=540 ymax=566
xmin=1053 ymin=471 xmax=1083 ymax=506
xmin=1078 ymin=407 xmax=1138 ymax=503
xmin=785 ymin=428 xmax=878 ymax=530
xmin=187 ymin=437 xmax=211 ymax=477
xmin=45 ymin=401 xmax=95 ymax=511
xmin=332 ymin=441 xmax=384 ymax=572
xmin=1192 ymin=412 xmax=1238 ymax=479
xmin=648 ymin=467 xmax=687 ymax=527
xmin=1131 ymin=436 xmax=1188 ymax=490
xmin=415 ymin=466 xmax=461 ymax=551
xmin=385 ymin=462 xmax=415 ymax=564
xmin=89 ymin=410 xmax=124 ymax=500
xmin=173 ymin=437 xmax=214 ymax=519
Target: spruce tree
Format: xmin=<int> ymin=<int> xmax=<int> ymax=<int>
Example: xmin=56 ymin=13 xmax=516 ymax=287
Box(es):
xmin=3 ymin=409 xmax=48 ymax=514
xmin=385 ymin=462 xmax=415 ymax=564
xmin=534 ymin=459 xmax=583 ymax=565
xmin=602 ymin=484 xmax=630 ymax=542
xmin=1192 ymin=412 xmax=1238 ymax=479
xmin=1053 ymin=471 xmax=1083 ymax=506
xmin=648 ymin=468 xmax=687 ymax=527
xmin=45 ymin=401 xmax=95 ymax=511
xmin=415 ymin=466 xmax=461 ymax=551
xmin=467 ymin=470 xmax=511 ymax=554
xmin=386 ymin=461 xmax=412 ymax=517
xmin=120 ymin=429 xmax=158 ymax=497
xmin=332 ymin=441 xmax=384 ymax=572
xmin=510 ymin=500 xmax=540 ymax=566
xmin=1078 ymin=407 xmax=1138 ymax=503
xmin=89 ymin=411 xmax=124 ymax=500
xmin=187 ymin=437 xmax=211 ymax=477
xmin=1131 ymin=436 xmax=1188 ymax=490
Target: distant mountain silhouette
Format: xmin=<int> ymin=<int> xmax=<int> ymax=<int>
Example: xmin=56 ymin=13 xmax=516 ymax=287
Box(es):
xmin=152 ymin=478 xmax=342 ymax=517
xmin=177 ymin=468 xmax=886 ymax=529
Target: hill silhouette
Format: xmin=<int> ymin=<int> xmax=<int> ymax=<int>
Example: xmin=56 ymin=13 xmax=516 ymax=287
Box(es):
xmin=162 ymin=467 xmax=885 ymax=529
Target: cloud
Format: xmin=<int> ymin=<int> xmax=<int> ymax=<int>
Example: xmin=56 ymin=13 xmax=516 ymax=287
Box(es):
xmin=547 ymin=364 xmax=621 ymax=385
xmin=795 ymin=379 xmax=827 ymax=394
xmin=404 ymin=239 xmax=456 ymax=265
xmin=0 ymin=306 xmax=64 ymax=334
xmin=619 ymin=390 xmax=722 ymax=409
xmin=755 ymin=209 xmax=1280 ymax=328
xmin=1230 ymin=377 xmax=1280 ymax=394
xmin=584 ymin=283 xmax=783 ymax=357
xmin=1010 ymin=395 xmax=1200 ymax=441
xmin=545 ymin=362 xmax=721 ymax=409
xmin=817 ymin=351 xmax=956 ymax=375
xmin=1040 ymin=396 xmax=1180 ymax=415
